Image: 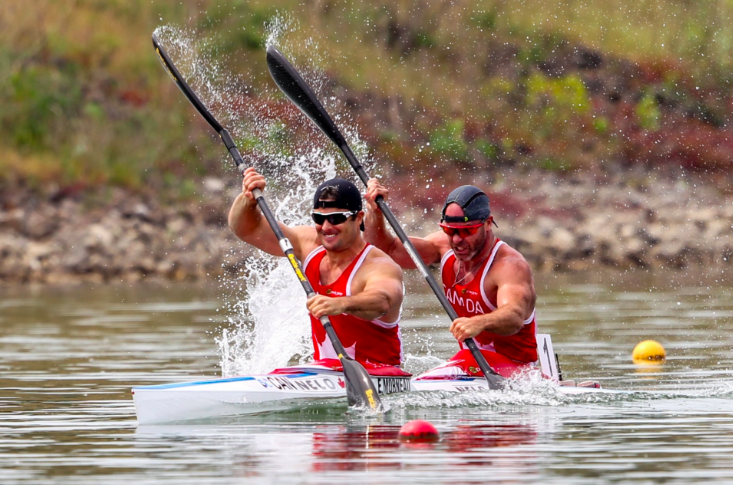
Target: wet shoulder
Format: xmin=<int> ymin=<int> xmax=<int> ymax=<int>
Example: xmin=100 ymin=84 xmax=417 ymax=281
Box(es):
xmin=291 ymin=225 xmax=321 ymax=261
xmin=485 ymin=241 xmax=535 ymax=300
xmin=363 ymin=245 xmax=404 ymax=274
xmin=493 ymin=241 xmax=531 ymax=271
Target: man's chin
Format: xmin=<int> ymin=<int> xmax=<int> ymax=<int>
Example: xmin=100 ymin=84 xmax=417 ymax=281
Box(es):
xmin=452 ymin=248 xmax=474 ymax=261
xmin=320 ymin=236 xmax=341 ymax=250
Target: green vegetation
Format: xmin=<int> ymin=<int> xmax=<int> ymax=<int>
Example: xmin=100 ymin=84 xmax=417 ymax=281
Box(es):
xmin=2 ymin=0 xmax=733 ymax=198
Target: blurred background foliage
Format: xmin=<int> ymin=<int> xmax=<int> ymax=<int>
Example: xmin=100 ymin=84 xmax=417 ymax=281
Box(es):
xmin=1 ymin=0 xmax=732 ymax=199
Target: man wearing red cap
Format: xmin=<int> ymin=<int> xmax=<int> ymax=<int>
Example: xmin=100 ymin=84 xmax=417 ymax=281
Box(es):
xmin=228 ymin=168 xmax=406 ymax=373
xmin=365 ymin=180 xmax=538 ymax=378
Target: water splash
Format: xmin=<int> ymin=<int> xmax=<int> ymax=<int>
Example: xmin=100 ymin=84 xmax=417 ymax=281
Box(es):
xmin=154 ymin=19 xmax=379 ymax=376
xmin=153 ymin=25 xmax=248 ymax=137
xmin=218 ymin=256 xmax=312 ymax=376
xmin=265 ymin=14 xmax=327 ymax=97
xmin=378 ymin=375 xmax=733 ymax=412
xmin=403 ymin=354 xmax=444 ymax=376
xmin=216 ymin=157 xmax=337 ymax=375
xmin=263 ymin=16 xmax=381 ymax=182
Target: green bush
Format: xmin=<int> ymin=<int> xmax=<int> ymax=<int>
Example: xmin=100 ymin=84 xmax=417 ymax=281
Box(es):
xmin=429 ymin=119 xmax=469 ymax=162
xmin=1 ymin=0 xmax=731 ymax=195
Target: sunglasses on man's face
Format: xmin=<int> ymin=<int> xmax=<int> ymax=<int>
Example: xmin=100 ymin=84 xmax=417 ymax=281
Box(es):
xmin=311 ymin=211 xmax=357 ymax=226
xmin=438 ymin=221 xmax=485 ymax=238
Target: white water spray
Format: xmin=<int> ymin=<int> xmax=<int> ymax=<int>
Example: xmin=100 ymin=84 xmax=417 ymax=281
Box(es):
xmin=155 ymin=19 xmax=379 ymax=376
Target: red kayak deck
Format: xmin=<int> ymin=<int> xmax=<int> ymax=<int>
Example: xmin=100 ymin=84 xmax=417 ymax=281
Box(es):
xmin=269 ymin=358 xmax=413 ymax=377
xmin=414 ymin=349 xmax=541 ymax=380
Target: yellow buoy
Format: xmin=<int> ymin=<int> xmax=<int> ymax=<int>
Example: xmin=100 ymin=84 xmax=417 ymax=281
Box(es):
xmin=632 ymin=340 xmax=666 ymax=364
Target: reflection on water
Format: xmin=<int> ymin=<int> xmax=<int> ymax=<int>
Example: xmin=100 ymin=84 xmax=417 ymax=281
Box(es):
xmin=307 ymin=422 xmax=536 ymax=472
xmin=1 ymin=269 xmax=733 ymax=484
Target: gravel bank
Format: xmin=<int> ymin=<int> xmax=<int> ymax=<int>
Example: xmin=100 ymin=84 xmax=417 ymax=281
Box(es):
xmin=1 ymin=169 xmax=731 ymax=284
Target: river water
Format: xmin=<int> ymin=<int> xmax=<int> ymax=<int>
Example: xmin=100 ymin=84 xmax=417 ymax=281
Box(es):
xmin=2 ymin=269 xmax=733 ymax=484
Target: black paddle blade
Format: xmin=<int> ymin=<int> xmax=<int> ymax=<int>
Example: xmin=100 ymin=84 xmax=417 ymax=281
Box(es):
xmin=266 ymin=46 xmax=346 ymax=148
xmin=152 ymin=33 xmax=224 ymax=133
xmin=341 ymin=357 xmax=388 ymax=413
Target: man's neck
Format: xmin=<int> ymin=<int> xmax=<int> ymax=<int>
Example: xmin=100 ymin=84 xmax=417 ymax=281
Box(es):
xmin=462 ymin=233 xmax=496 ymax=274
xmin=323 ymin=238 xmax=367 ymax=269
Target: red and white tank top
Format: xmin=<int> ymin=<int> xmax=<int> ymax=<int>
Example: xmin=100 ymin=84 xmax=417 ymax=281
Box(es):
xmin=303 ymin=244 xmax=403 ymax=367
xmin=440 ymin=239 xmax=538 ymax=363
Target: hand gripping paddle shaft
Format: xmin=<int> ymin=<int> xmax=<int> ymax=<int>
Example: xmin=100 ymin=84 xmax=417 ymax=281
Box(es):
xmin=266 ymin=45 xmax=504 ymax=390
xmin=151 ymin=33 xmax=386 ymax=412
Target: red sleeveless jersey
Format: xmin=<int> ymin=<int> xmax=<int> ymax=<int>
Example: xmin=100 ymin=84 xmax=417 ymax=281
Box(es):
xmin=440 ymin=239 xmax=538 ymax=363
xmin=303 ymin=244 xmax=403 ymax=367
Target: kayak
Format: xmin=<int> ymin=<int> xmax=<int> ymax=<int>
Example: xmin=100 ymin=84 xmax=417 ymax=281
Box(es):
xmin=133 ymin=365 xmax=408 ymax=424
xmin=132 ymin=363 xmax=611 ymax=425
xmin=132 ymin=335 xmax=615 ymax=424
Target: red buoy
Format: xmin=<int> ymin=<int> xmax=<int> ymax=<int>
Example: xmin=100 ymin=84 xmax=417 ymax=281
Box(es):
xmin=398 ymin=420 xmax=440 ymax=441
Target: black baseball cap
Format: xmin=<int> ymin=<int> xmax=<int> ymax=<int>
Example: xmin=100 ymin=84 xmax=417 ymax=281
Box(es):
xmin=441 ymin=185 xmax=497 ymax=227
xmin=313 ymin=178 xmax=364 ymax=230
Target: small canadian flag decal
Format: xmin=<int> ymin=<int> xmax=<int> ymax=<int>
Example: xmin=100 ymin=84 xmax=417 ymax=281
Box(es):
xmin=337 ymin=377 xmax=345 ymax=388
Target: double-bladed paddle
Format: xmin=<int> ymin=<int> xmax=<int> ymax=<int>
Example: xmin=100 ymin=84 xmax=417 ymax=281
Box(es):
xmin=266 ymin=45 xmax=505 ymax=390
xmin=151 ymin=33 xmax=386 ymax=412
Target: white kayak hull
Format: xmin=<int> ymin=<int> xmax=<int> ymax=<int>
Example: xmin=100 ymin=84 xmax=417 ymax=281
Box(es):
xmin=132 ymin=370 xmax=612 ymax=425
xmin=133 ymin=371 xmax=411 ymax=424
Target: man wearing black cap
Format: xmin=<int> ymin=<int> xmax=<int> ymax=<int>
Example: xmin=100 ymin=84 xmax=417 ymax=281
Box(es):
xmin=365 ymin=179 xmax=538 ymax=377
xmin=228 ymin=168 xmax=405 ymax=372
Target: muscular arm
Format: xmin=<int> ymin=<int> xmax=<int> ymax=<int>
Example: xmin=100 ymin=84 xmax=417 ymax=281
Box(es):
xmin=450 ymin=256 xmax=536 ymax=340
xmin=307 ymin=257 xmax=404 ymax=322
xmin=228 ymin=168 xmax=316 ymax=260
xmin=363 ymin=178 xmax=443 ymax=268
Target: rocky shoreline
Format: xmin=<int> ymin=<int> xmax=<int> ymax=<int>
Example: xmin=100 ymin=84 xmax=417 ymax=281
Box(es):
xmin=1 ymin=169 xmax=731 ymax=285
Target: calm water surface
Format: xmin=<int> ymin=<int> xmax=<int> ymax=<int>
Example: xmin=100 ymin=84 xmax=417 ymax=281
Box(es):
xmin=2 ymin=269 xmax=733 ymax=484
